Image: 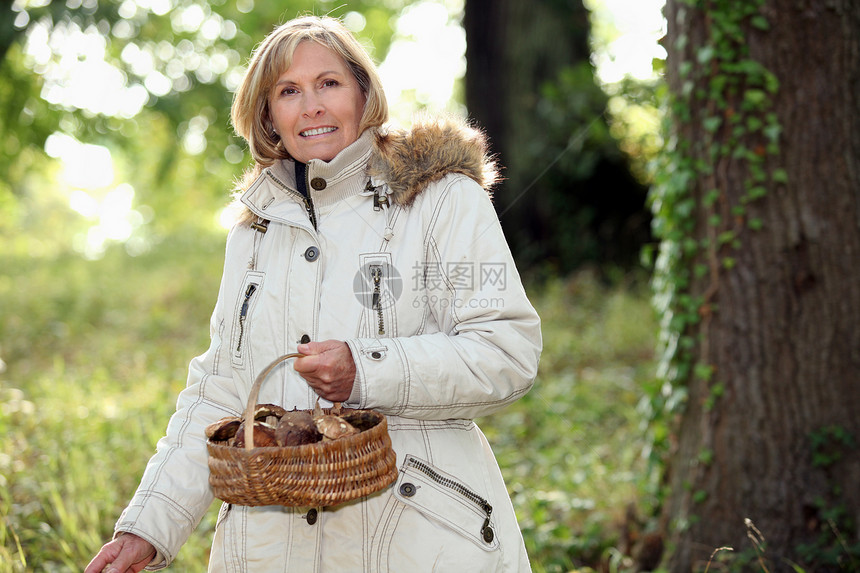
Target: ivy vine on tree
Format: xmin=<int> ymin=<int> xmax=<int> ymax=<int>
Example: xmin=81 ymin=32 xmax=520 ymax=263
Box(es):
xmin=645 ymin=0 xmax=787 ymax=479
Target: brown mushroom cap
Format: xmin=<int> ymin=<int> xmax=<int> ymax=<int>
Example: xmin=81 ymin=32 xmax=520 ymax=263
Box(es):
xmin=274 ymin=410 xmax=321 ymax=446
xmin=233 ymin=420 xmax=278 ymax=448
xmin=254 ymin=403 xmax=288 ymax=420
xmin=205 ymin=416 xmax=242 ymax=441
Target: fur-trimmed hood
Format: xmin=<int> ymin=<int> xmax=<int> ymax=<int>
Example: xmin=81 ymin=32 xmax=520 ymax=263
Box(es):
xmin=234 ymin=116 xmax=499 ymax=225
xmin=369 ymin=115 xmax=499 ymax=207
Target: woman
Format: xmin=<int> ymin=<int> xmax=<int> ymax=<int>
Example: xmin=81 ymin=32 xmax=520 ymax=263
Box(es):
xmin=87 ymin=15 xmax=541 ymax=573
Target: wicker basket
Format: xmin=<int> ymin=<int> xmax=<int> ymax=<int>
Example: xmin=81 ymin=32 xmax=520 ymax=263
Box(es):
xmin=207 ymin=353 xmax=398 ymax=507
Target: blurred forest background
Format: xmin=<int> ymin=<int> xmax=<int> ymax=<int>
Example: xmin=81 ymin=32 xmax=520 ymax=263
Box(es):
xmin=2 ymin=0 xmax=858 ymax=572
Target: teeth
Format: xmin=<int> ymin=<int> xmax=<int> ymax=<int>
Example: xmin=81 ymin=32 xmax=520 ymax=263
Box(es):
xmin=301 ymin=127 xmax=336 ymax=137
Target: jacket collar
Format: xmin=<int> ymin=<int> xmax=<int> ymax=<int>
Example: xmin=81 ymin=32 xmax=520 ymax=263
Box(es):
xmin=235 ymin=115 xmax=499 ymax=226
xmin=241 ymin=129 xmax=374 ymax=219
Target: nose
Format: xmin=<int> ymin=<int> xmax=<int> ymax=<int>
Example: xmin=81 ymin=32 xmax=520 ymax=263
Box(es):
xmin=302 ymin=92 xmax=324 ymax=118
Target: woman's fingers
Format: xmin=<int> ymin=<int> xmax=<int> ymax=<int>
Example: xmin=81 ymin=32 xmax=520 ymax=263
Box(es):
xmin=294 ymin=340 xmax=356 ymax=401
xmin=84 ymin=533 xmax=156 ymax=573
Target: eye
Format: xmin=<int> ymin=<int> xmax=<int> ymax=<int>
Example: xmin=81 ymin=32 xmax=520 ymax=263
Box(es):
xmin=281 ymin=86 xmax=298 ymax=95
xmin=322 ymin=79 xmax=339 ymax=88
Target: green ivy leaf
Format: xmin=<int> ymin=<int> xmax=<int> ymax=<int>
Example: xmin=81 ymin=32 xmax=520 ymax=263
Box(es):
xmin=718 ymin=230 xmax=736 ymax=244
xmin=694 ymin=362 xmax=714 ymax=381
xmin=746 ymin=116 xmax=763 ymax=132
xmin=704 ymin=188 xmax=721 ymax=207
xmin=747 ymin=186 xmax=768 ymax=200
xmin=697 ymin=448 xmax=715 ymax=465
xmin=751 ymin=15 xmax=770 ymax=30
xmin=703 ymin=116 xmax=723 ymax=133
xmin=743 ymin=89 xmax=768 ymax=110
xmin=697 ymin=46 xmax=715 ymax=64
xmin=763 ymin=123 xmax=782 ymax=143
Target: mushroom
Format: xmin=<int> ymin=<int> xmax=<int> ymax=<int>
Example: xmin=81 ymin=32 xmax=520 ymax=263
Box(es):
xmin=275 ymin=409 xmax=322 ymax=446
xmin=313 ymin=402 xmax=359 ymax=441
xmin=233 ymin=420 xmax=278 ymax=448
xmin=254 ymin=403 xmax=288 ymax=427
xmin=205 ymin=416 xmax=242 ymax=442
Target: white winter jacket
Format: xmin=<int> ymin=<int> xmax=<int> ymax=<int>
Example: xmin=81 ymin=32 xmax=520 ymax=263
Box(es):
xmin=115 ymin=118 xmax=542 ymax=572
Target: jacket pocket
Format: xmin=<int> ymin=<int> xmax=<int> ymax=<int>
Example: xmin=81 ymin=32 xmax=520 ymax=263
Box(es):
xmin=231 ymin=271 xmax=264 ymax=368
xmin=210 ymin=503 xmax=245 ymax=573
xmin=356 ymin=253 xmax=400 ymax=338
xmin=215 ymin=502 xmax=232 ymax=529
xmin=371 ymin=455 xmax=500 ymax=572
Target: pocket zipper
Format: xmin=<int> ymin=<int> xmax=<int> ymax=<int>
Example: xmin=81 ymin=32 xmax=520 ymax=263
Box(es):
xmin=236 ymin=283 xmax=257 ymax=353
xmin=403 ymin=456 xmax=495 ymax=543
xmin=370 ymin=265 xmax=385 ymax=336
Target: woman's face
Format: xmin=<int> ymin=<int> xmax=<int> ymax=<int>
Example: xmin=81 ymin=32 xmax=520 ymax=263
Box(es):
xmin=269 ymin=41 xmax=366 ymax=164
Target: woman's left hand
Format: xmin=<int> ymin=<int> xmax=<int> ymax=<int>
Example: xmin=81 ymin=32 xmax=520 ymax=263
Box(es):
xmin=294 ymin=340 xmax=356 ymax=402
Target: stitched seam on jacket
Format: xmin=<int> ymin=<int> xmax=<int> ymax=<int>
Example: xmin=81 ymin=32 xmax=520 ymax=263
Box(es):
xmin=397 ymin=385 xmax=531 ymax=411
xmin=424 ymin=176 xmax=465 ymax=327
xmin=392 ymin=338 xmax=410 ymax=415
xmin=387 ymin=420 xmax=475 ymax=431
xmin=213 ymin=318 xmax=224 ymax=378
xmin=132 ymin=371 xmax=211 ymax=528
xmin=124 ymin=490 xmax=196 ymax=525
xmin=421 ymin=420 xmax=434 ymax=465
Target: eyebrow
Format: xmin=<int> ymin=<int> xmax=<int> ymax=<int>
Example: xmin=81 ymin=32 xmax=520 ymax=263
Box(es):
xmin=274 ymin=70 xmax=345 ymax=87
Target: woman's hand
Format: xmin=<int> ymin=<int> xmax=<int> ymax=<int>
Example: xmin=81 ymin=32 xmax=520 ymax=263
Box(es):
xmin=294 ymin=340 xmax=356 ymax=402
xmin=85 ymin=533 xmax=156 ymax=573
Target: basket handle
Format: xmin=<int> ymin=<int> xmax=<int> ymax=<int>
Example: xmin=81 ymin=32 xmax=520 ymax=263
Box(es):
xmin=243 ymin=353 xmax=302 ymax=451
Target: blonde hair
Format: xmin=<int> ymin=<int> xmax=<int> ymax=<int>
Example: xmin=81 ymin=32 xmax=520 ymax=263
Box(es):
xmin=231 ymin=15 xmax=388 ymax=172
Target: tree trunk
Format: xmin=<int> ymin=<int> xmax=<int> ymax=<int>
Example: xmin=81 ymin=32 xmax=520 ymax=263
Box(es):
xmin=661 ymin=1 xmax=860 ymax=570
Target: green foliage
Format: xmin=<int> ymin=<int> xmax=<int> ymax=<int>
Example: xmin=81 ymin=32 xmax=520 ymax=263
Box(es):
xmin=0 ymin=229 xmax=659 ymax=571
xmin=517 ymin=61 xmax=652 ymax=274
xmin=645 ymin=0 xmax=786 ymax=503
xmin=809 ymin=425 xmax=856 ymax=470
xmin=480 ymin=271 xmax=659 ymax=571
xmin=0 ymin=238 xmax=225 ymax=572
xmin=794 ymin=426 xmax=860 ymax=571
xmin=0 ymin=0 xmax=405 ymax=243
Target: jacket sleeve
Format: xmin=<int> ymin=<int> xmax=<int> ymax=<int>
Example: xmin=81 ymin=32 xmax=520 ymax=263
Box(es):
xmin=345 ymin=174 xmax=542 ymax=420
xmin=112 ymin=233 xmax=246 ymax=570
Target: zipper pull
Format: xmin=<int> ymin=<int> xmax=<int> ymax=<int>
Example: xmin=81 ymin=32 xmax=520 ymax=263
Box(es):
xmin=240 ymin=284 xmax=257 ymax=316
xmin=370 ymin=265 xmax=384 ymax=335
xmin=480 ymin=503 xmax=494 ymax=543
xmin=236 ymin=284 xmax=257 ymax=353
xmin=373 ymin=186 xmax=388 ymax=211
xmin=371 ymin=266 xmax=381 ymax=310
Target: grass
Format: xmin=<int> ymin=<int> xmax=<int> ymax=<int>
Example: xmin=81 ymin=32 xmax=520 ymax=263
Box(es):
xmin=479 ymin=271 xmax=659 ymax=571
xmin=0 ymin=233 xmax=658 ymax=572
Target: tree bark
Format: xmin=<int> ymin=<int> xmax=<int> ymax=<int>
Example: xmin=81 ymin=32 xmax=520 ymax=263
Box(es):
xmin=662 ymin=1 xmax=860 ymax=570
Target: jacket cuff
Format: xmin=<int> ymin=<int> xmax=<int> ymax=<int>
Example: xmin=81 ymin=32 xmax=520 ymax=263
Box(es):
xmin=344 ymin=339 xmax=364 ymax=407
xmin=114 ymin=491 xmax=200 ymax=570
xmin=344 ymin=338 xmax=406 ymax=413
xmin=110 ymin=531 xmax=166 ymax=571
xmin=346 ymin=371 xmax=361 ymax=405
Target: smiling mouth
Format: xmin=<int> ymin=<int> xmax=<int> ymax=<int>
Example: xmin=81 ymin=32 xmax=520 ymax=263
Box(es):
xmin=300 ymin=127 xmax=337 ymax=137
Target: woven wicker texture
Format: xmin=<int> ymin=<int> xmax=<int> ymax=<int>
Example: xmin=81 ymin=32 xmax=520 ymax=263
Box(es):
xmin=207 ymin=354 xmax=398 ymax=507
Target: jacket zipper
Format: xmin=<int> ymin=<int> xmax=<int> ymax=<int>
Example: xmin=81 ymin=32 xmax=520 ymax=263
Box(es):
xmin=303 ymin=190 xmax=318 ymax=230
xmin=370 ymin=264 xmax=385 ymax=335
xmin=403 ymin=456 xmax=495 ymax=544
xmin=236 ymin=283 xmax=257 ymax=353
xmin=265 ymin=170 xmax=318 ymax=230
